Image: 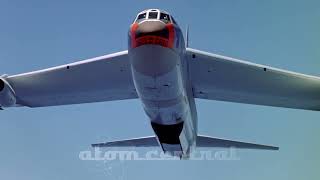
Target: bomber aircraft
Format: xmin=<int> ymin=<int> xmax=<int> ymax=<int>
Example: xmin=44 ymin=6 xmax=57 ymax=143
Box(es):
xmin=2 ymin=9 xmax=319 ymax=158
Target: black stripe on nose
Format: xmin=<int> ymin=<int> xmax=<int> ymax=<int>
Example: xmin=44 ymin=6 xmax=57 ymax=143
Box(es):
xmin=135 ymin=21 xmax=169 ymax=39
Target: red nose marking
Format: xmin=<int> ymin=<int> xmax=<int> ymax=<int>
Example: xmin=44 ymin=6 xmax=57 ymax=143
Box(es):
xmin=130 ymin=23 xmax=175 ymax=49
xmin=166 ymin=23 xmax=175 ymax=49
xmin=130 ymin=23 xmax=139 ymax=48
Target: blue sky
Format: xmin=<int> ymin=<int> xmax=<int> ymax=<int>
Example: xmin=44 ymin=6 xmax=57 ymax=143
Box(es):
xmin=1 ymin=0 xmax=320 ymax=179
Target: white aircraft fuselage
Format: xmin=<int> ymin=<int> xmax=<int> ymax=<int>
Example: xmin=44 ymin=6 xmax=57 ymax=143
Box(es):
xmin=129 ymin=9 xmax=197 ymax=156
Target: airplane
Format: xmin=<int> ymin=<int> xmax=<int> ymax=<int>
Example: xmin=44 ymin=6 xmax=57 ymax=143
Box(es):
xmin=2 ymin=8 xmax=320 ymax=158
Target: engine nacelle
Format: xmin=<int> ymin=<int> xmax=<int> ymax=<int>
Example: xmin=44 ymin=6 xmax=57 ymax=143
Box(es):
xmin=0 ymin=78 xmax=16 ymax=107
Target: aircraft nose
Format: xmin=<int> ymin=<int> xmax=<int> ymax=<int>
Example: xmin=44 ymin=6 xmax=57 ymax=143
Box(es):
xmin=135 ymin=21 xmax=168 ymax=39
xmin=130 ymin=21 xmax=175 ymax=48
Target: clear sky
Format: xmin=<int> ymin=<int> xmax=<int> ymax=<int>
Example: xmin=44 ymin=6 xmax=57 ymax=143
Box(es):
xmin=1 ymin=0 xmax=320 ymax=179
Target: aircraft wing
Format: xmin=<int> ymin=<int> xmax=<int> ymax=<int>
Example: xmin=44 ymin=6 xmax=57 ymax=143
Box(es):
xmin=92 ymin=136 xmax=159 ymax=147
xmin=5 ymin=50 xmax=138 ymax=107
xmin=187 ymin=48 xmax=320 ymax=110
xmin=197 ymin=135 xmax=278 ymax=150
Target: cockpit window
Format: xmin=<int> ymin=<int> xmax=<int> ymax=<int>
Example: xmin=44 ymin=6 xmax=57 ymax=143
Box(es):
xmin=134 ymin=10 xmax=175 ymax=24
xmin=160 ymin=13 xmax=170 ymax=23
xmin=137 ymin=13 xmax=146 ymax=21
xmin=148 ymin=12 xmax=158 ymax=19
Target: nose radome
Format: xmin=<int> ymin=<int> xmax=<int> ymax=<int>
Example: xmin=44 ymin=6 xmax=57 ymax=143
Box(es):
xmin=135 ymin=21 xmax=169 ymax=39
xmin=130 ymin=20 xmax=175 ymax=48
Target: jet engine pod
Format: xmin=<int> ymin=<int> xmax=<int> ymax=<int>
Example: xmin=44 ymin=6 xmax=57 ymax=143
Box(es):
xmin=0 ymin=78 xmax=16 ymax=108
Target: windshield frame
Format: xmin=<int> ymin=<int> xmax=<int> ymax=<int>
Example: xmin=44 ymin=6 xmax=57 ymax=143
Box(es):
xmin=134 ymin=9 xmax=173 ymax=24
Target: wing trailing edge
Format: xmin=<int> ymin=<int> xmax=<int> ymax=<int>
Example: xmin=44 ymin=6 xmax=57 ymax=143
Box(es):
xmin=92 ymin=135 xmax=278 ymax=150
xmin=197 ymin=135 xmax=279 ymax=150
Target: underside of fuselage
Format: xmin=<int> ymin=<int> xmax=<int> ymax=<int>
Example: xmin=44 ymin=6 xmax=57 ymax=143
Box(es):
xmin=129 ymin=44 xmax=195 ymax=157
xmin=128 ymin=14 xmax=196 ymax=157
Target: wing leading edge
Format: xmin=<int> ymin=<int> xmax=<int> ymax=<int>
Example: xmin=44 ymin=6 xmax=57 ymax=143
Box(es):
xmin=187 ymin=48 xmax=320 ymax=111
xmin=6 ymin=50 xmax=138 ymax=107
